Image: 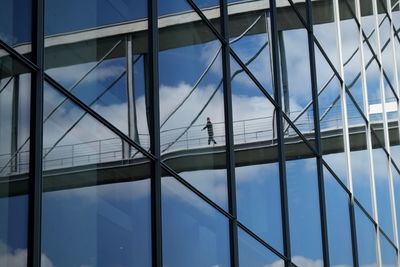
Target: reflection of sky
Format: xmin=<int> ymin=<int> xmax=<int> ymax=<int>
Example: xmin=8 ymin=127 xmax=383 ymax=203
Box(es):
xmin=162 ymin=176 xmax=230 ymax=267
xmin=286 ymin=158 xmax=323 ymax=263
xmin=236 ymin=163 xmax=283 ymax=252
xmin=42 ymin=179 xmax=152 ymax=267
xmin=355 ymin=205 xmax=378 ymax=267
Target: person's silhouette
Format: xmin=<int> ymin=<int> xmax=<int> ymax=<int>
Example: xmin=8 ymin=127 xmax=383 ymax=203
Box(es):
xmin=202 ymin=117 xmax=217 ymax=145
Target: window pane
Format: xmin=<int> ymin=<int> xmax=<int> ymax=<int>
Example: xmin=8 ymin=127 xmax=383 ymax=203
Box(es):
xmin=41 ymin=83 xmax=152 ymax=267
xmin=238 ymin=228 xmax=284 ymax=267
xmin=0 ymin=0 xmax=32 ymax=50
xmin=158 ymin=1 xmax=228 ymax=209
xmin=0 ymin=53 xmax=30 ymax=267
xmin=380 ymin=233 xmax=397 ymax=267
xmin=355 ymin=205 xmax=377 ymax=267
xmin=162 ymin=174 xmax=230 ymax=267
xmin=45 ymin=0 xmax=150 ymax=150
xmin=285 ymin=120 xmax=323 ymax=266
xmin=324 ymin=167 xmax=354 ymax=267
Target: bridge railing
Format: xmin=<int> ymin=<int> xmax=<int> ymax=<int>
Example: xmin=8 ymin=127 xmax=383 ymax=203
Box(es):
xmin=0 ymin=108 xmax=397 ymax=176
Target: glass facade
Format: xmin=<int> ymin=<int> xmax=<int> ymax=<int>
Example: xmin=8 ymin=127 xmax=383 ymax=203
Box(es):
xmin=1 ymin=0 xmax=400 ymax=266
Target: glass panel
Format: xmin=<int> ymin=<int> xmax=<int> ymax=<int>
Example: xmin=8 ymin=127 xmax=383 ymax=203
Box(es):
xmin=42 ymin=170 xmax=151 ymax=267
xmin=355 ymin=204 xmax=377 ymax=267
xmin=162 ymin=174 xmax=230 ymax=267
xmin=339 ymin=0 xmax=364 ymax=111
xmin=42 ymin=83 xmax=152 ymax=266
xmin=324 ymin=167 xmax=354 ymax=267
xmin=393 ymin=165 xmax=400 ymax=244
xmin=380 ymin=233 xmax=397 ymax=267
xmin=278 ymin=3 xmax=315 ymax=142
xmin=192 ymin=0 xmax=221 ymax=34
xmin=0 ymin=0 xmax=32 ymax=50
xmin=360 ymin=0 xmax=378 ymax=55
xmin=312 ymin=0 xmax=339 ymax=69
xmin=285 ymin=119 xmax=323 ymax=266
xmin=371 ymin=131 xmax=394 ymax=240
xmin=0 ymin=52 xmax=30 ymax=266
xmin=365 ymin=58 xmax=383 ymax=122
xmin=315 ymin=46 xmax=347 ymax=184
xmin=229 ymin=9 xmax=273 ymax=98
xmin=389 ymin=118 xmax=400 ymax=168
xmin=238 ymin=228 xmax=284 ymax=267
xmin=45 ymin=0 xmax=150 ymax=150
xmin=347 ymin=96 xmax=373 ymax=215
xmin=159 ymin=2 xmax=228 ymax=209
xmin=231 ymin=57 xmax=282 ymax=252
xmin=45 ymin=0 xmax=147 ymax=35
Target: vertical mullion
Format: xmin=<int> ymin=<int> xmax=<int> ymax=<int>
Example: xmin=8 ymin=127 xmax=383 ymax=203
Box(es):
xmin=28 ymin=0 xmax=44 ymax=266
xmin=305 ymin=1 xmax=330 ymax=267
xmin=269 ymin=0 xmax=291 ymax=265
xmin=349 ymin=199 xmax=360 ymax=267
xmin=220 ymin=1 xmax=239 ymax=267
xmin=149 ymin=0 xmax=162 ymax=266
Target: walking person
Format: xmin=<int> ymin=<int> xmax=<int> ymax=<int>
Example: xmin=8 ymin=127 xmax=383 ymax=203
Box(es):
xmin=202 ymin=117 xmax=217 ymax=145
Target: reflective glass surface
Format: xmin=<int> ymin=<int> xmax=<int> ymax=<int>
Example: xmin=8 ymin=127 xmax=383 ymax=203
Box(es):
xmin=315 ymin=46 xmax=347 ymax=184
xmin=277 ymin=2 xmax=314 ymax=140
xmin=162 ymin=174 xmax=230 ymax=267
xmin=312 ymin=0 xmax=339 ymax=69
xmin=393 ymin=165 xmax=400 ymax=244
xmin=231 ymin=56 xmax=283 ymax=251
xmin=285 ymin=122 xmax=323 ymax=267
xmin=45 ymin=0 xmax=150 ymax=150
xmin=0 ymin=53 xmax=30 ymax=267
xmin=355 ymin=205 xmax=377 ymax=267
xmin=380 ymin=233 xmax=397 ymax=267
xmin=371 ymin=131 xmax=394 ymax=240
xmin=324 ymin=167 xmax=354 ymax=267
xmin=0 ymin=0 xmax=32 ymax=50
xmin=159 ymin=1 xmax=228 ymax=209
xmin=41 ymin=83 xmax=152 ymax=267
xmin=229 ymin=9 xmax=273 ymax=98
xmin=238 ymin=228 xmax=284 ymax=267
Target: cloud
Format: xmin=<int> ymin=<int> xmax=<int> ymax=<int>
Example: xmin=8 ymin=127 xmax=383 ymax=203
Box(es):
xmin=0 ymin=241 xmax=54 ymax=267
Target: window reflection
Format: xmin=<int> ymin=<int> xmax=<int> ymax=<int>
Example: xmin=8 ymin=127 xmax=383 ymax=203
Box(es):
xmin=159 ymin=1 xmax=228 ymax=209
xmin=285 ymin=125 xmax=323 ymax=267
xmin=355 ymin=204 xmax=377 ymax=267
xmin=324 ymin=167 xmax=354 ymax=267
xmin=380 ymin=232 xmax=397 ymax=267
xmin=238 ymin=227 xmax=284 ymax=267
xmin=42 ymin=179 xmax=151 ymax=267
xmin=0 ymin=0 xmax=32 ymax=49
xmin=162 ymin=175 xmax=230 ymax=267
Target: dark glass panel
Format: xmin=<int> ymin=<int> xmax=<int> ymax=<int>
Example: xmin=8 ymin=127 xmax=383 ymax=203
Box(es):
xmin=191 ymin=0 xmax=221 ymax=34
xmin=0 ymin=0 xmax=32 ymax=49
xmin=238 ymin=228 xmax=284 ymax=267
xmin=324 ymin=167 xmax=354 ymax=267
xmin=231 ymin=57 xmax=283 ymax=252
xmin=355 ymin=204 xmax=378 ymax=267
xmin=159 ymin=1 xmax=228 ymax=209
xmin=45 ymin=0 xmax=147 ymax=35
xmin=380 ymin=232 xmax=397 ymax=267
xmin=277 ymin=2 xmax=315 ymax=142
xmin=0 ymin=52 xmax=30 ymax=267
xmin=162 ymin=174 xmax=230 ymax=267
xmin=229 ymin=9 xmax=273 ymax=98
xmin=285 ymin=119 xmax=323 ymax=266
xmin=315 ymin=46 xmax=347 ymax=184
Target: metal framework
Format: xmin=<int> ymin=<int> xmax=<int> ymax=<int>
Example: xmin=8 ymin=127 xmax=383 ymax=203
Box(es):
xmin=1 ymin=0 xmax=400 ymax=267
